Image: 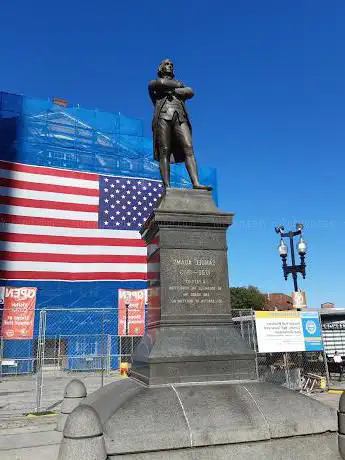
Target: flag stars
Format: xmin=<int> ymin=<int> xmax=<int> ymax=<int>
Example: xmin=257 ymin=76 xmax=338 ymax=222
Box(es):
xmin=104 ymin=178 xmax=109 ymax=182
xmin=100 ymin=175 xmax=162 ymax=230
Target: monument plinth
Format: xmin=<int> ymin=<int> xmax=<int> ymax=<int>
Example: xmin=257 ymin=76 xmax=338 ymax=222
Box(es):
xmin=130 ymin=188 xmax=256 ymax=385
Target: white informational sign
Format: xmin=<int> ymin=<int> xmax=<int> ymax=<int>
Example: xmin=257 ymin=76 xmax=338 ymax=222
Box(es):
xmin=255 ymin=311 xmax=323 ymax=353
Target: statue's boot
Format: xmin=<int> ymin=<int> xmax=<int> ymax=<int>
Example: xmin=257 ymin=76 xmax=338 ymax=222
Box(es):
xmin=193 ymin=184 xmax=213 ymax=191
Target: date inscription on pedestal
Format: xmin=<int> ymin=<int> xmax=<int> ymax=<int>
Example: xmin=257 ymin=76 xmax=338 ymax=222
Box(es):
xmin=164 ymin=251 xmax=229 ymax=312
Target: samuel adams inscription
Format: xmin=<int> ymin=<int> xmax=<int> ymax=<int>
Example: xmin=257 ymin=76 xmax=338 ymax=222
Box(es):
xmin=166 ymin=251 xmax=229 ymax=316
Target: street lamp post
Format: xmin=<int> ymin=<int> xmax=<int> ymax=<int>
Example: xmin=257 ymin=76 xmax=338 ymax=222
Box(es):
xmin=275 ymin=223 xmax=307 ymax=292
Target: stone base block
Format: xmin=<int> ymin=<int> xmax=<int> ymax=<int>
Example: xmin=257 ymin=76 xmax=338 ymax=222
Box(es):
xmin=69 ymin=379 xmax=340 ymax=459
xmin=109 ymin=432 xmax=340 ymax=459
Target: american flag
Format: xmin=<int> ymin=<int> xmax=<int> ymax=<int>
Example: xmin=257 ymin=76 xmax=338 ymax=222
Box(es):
xmin=0 ymin=161 xmax=162 ymax=281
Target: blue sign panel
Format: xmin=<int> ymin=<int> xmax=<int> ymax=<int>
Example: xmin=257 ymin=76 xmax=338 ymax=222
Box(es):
xmin=301 ymin=311 xmax=323 ymax=351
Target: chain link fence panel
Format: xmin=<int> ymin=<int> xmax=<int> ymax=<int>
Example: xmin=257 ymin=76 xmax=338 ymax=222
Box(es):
xmin=232 ymin=308 xmax=330 ymax=393
xmin=0 ymin=306 xmax=335 ymax=416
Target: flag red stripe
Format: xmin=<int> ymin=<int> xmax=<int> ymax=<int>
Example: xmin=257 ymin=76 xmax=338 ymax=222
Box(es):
xmin=0 ymin=232 xmax=146 ymax=247
xmin=0 ymin=251 xmax=147 ymax=264
xmin=0 ymin=160 xmax=99 ymax=182
xmin=0 ymin=271 xmax=148 ymax=281
xmin=0 ymin=195 xmax=99 ymax=213
xmin=0 ymin=178 xmax=99 ymax=197
xmin=0 ymin=214 xmax=98 ymax=229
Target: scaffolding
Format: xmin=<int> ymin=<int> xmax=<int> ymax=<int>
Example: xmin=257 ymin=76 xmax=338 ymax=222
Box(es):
xmin=0 ymin=91 xmax=217 ymax=191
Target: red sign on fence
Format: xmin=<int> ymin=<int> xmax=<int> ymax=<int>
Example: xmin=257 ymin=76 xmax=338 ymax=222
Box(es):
xmin=1 ymin=287 xmax=37 ymax=340
xmin=118 ymin=289 xmax=146 ymax=336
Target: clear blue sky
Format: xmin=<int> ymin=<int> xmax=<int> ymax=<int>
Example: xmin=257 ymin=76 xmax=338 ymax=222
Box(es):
xmin=1 ymin=1 xmax=344 ymax=307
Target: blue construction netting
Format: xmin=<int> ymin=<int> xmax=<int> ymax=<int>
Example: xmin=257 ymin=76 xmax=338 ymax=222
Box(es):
xmin=0 ymin=91 xmax=218 ymax=197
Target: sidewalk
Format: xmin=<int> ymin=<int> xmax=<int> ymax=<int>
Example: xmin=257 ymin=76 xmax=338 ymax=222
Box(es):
xmin=0 ymin=414 xmax=61 ymax=460
xmin=0 ymin=372 xmax=121 ymax=460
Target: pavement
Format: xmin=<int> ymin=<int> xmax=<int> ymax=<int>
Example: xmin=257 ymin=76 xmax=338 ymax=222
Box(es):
xmin=0 ymin=374 xmax=342 ymax=460
xmin=0 ymin=371 xmax=121 ymax=460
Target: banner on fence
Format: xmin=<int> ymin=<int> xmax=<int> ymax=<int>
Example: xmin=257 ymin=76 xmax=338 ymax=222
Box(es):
xmin=1 ymin=287 xmax=37 ymax=340
xmin=255 ymin=310 xmax=323 ymax=353
xmin=118 ymin=289 xmax=146 ymax=336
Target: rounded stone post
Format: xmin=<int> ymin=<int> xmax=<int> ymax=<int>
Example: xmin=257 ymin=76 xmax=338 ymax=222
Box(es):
xmin=338 ymin=391 xmax=345 ymax=458
xmin=58 ymin=404 xmax=107 ymax=460
xmin=56 ymin=379 xmax=87 ymax=432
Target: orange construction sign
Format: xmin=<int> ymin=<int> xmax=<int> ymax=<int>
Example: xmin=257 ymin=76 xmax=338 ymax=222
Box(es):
xmin=1 ymin=287 xmax=37 ymax=340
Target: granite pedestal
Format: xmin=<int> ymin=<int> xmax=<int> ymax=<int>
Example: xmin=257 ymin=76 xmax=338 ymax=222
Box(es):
xmin=130 ymin=188 xmax=256 ymax=385
xmin=58 ymin=189 xmax=340 ymax=460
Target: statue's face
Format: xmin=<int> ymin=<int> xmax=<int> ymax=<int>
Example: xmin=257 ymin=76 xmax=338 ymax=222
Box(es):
xmin=162 ymin=60 xmax=173 ymax=76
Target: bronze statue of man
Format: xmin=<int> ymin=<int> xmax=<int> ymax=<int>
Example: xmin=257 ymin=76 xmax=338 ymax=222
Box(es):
xmin=149 ymin=59 xmax=211 ymax=190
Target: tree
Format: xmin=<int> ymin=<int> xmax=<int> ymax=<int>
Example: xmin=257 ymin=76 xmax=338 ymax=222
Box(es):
xmin=230 ymin=285 xmax=267 ymax=312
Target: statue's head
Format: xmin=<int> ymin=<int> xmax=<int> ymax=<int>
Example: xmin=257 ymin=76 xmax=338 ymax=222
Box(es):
xmin=157 ymin=59 xmax=174 ymax=78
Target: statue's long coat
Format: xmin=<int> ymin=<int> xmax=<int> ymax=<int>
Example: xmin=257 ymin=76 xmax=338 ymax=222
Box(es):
xmin=149 ymin=79 xmax=192 ymax=164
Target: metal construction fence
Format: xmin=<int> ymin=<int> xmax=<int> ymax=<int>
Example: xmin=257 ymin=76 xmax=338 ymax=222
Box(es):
xmin=233 ymin=309 xmax=330 ymax=393
xmin=0 ymin=307 xmax=335 ymax=415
